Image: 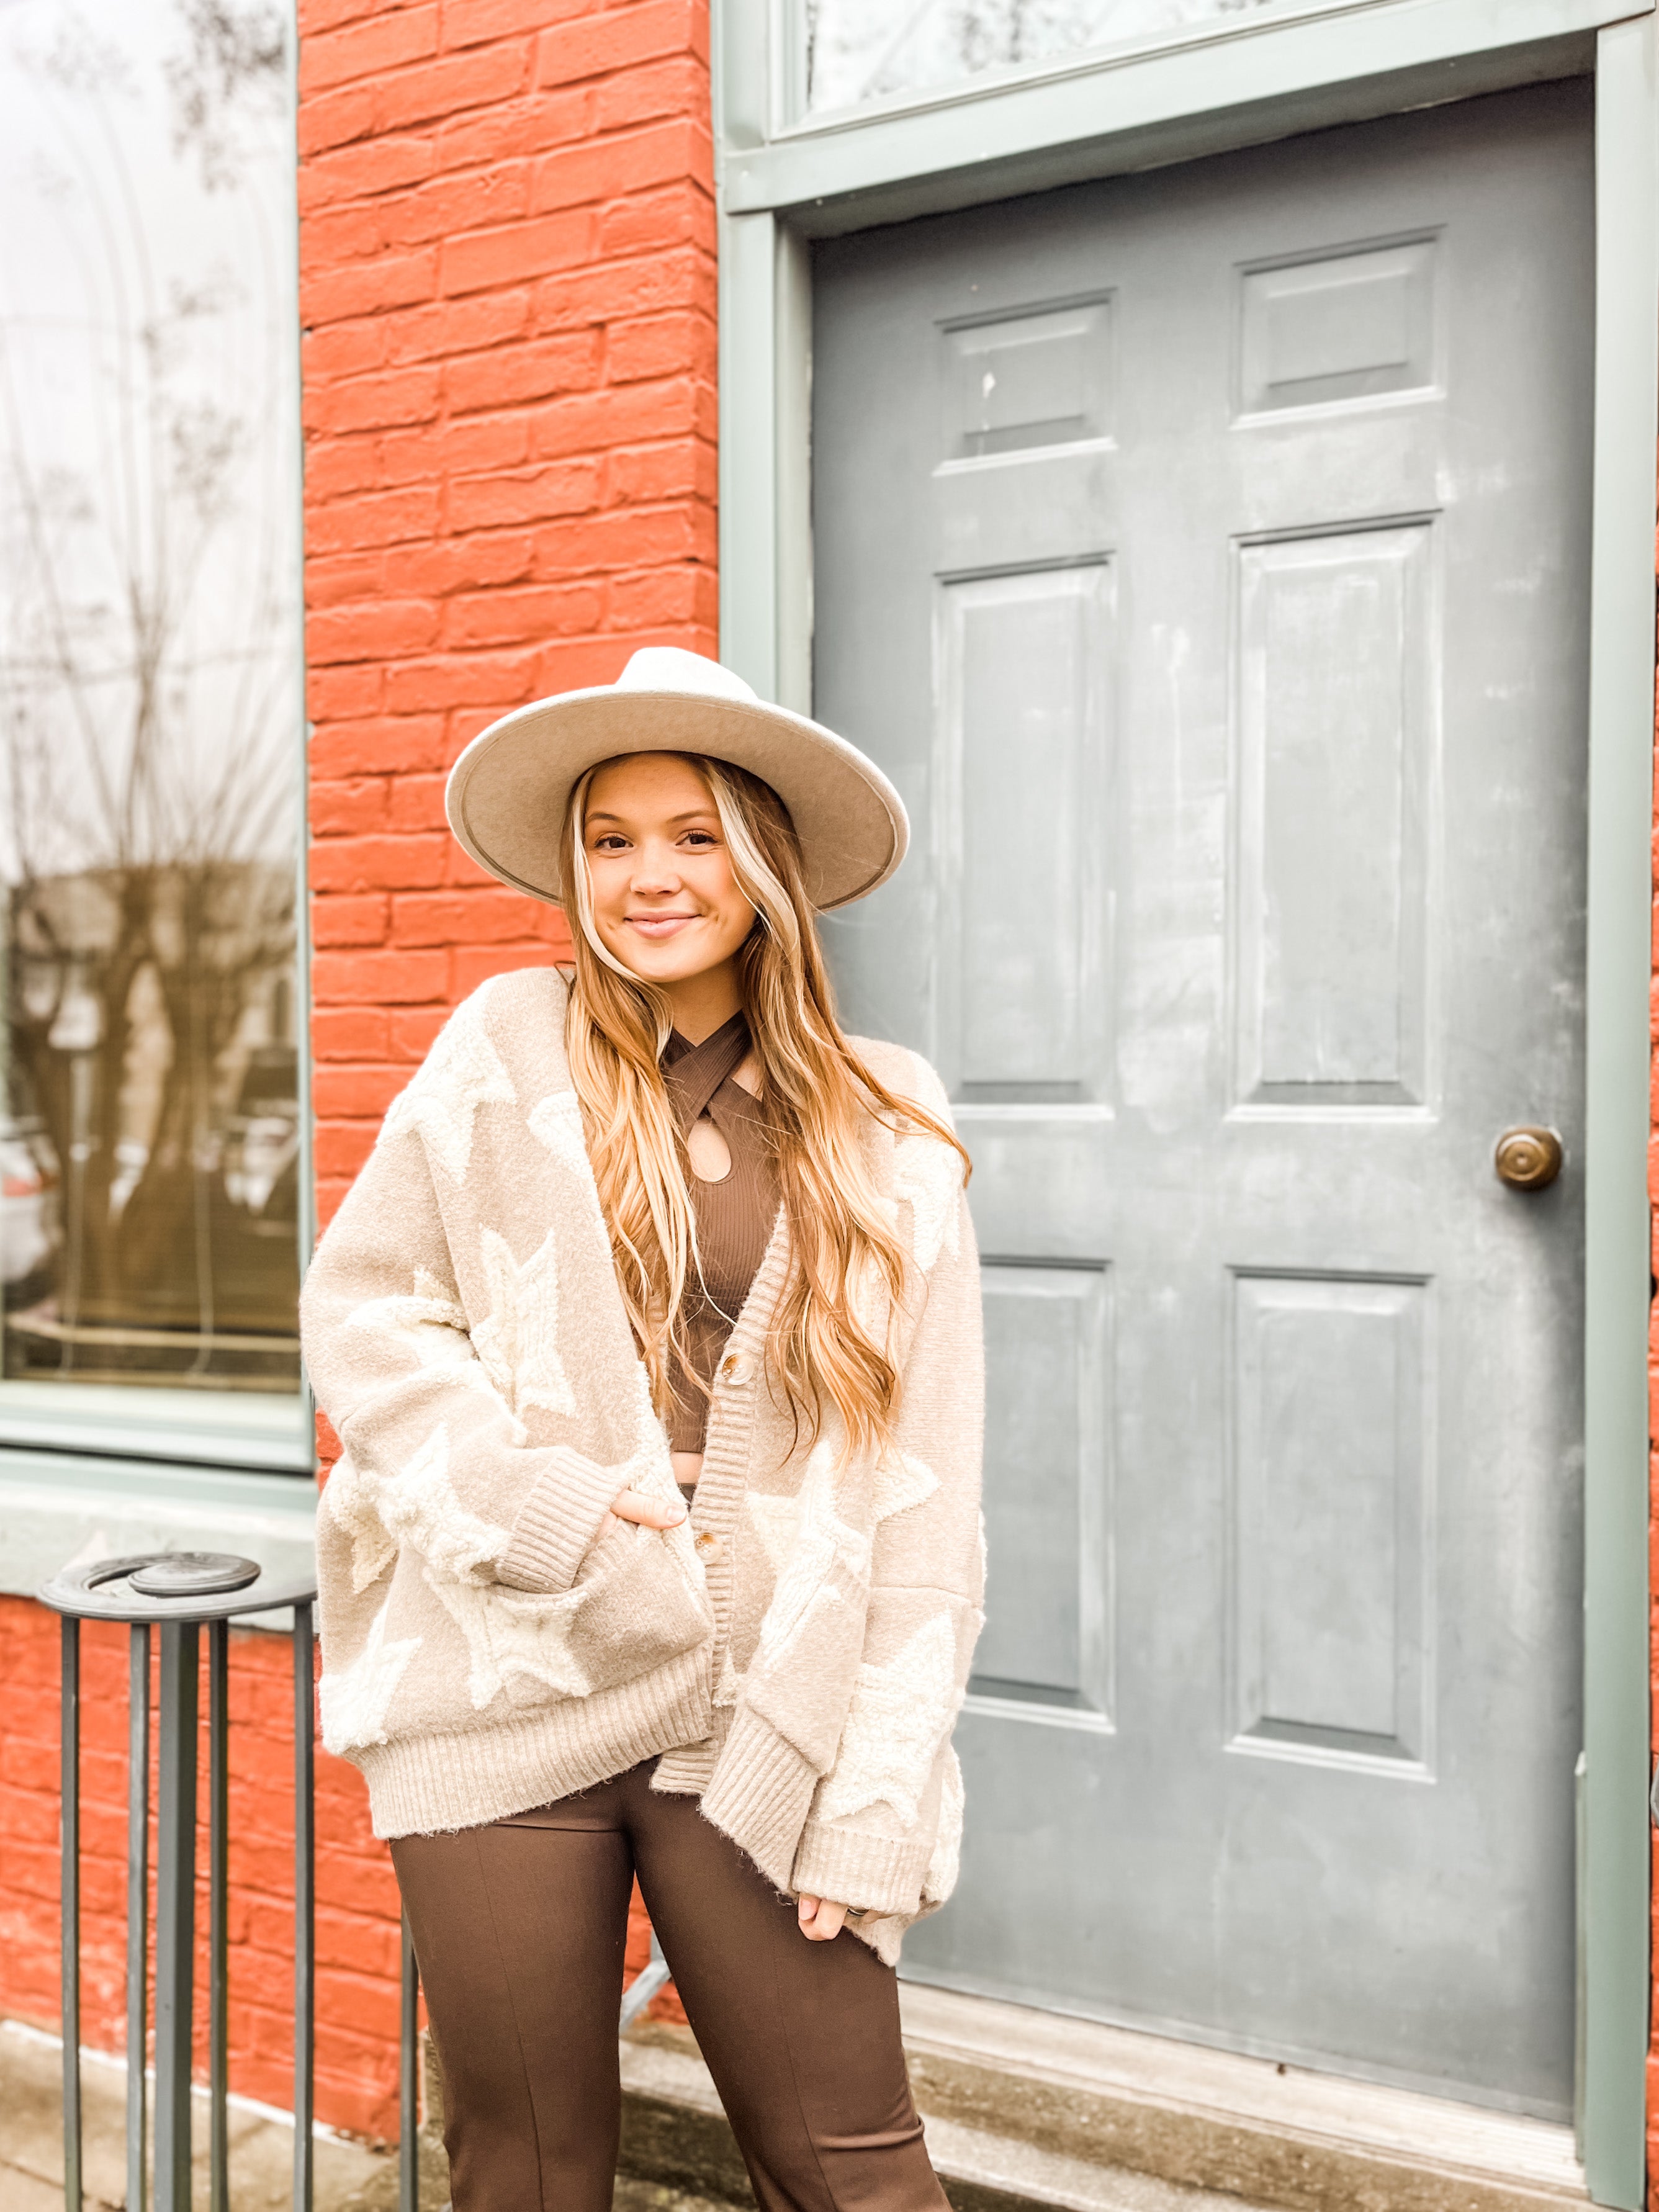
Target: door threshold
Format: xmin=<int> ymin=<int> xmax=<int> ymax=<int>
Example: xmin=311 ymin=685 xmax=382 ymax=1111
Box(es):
xmin=896 ymin=1983 xmax=1587 ymax=2212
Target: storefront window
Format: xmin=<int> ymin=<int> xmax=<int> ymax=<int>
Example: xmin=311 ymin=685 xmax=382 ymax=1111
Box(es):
xmin=0 ymin=0 xmax=303 ymax=1438
xmin=800 ymin=0 xmax=1354 ymax=117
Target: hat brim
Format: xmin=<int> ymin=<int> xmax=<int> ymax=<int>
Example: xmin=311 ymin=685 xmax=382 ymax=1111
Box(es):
xmin=445 ymin=688 xmax=909 ymax=912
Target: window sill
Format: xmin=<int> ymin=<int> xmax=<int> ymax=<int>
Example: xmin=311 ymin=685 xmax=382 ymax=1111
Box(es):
xmin=0 ymin=1445 xmax=317 ymax=1617
xmin=0 ymin=1382 xmax=314 ymax=1475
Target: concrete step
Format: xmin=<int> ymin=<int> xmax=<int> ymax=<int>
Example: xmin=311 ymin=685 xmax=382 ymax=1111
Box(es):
xmin=621 ymin=2032 xmax=1268 ymax=2212
xmin=619 ymin=1985 xmax=1589 ymax=2212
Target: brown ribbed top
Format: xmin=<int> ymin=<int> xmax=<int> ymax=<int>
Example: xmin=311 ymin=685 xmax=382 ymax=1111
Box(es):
xmin=660 ymin=1012 xmax=779 ymax=1455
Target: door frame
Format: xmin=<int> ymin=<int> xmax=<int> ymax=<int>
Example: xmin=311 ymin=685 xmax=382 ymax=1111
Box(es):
xmin=710 ymin=4 xmax=1659 ymax=2201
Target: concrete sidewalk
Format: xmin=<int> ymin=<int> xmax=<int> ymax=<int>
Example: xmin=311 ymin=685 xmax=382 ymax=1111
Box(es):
xmin=0 ymin=2019 xmax=727 ymax=2212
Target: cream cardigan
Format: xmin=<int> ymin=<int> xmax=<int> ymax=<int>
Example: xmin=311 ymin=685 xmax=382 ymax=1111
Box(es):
xmin=300 ymin=967 xmax=985 ymax=1960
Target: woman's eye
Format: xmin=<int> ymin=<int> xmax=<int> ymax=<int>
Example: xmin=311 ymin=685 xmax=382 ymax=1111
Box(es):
xmin=591 ymin=835 xmax=628 ymax=853
xmin=682 ymin=830 xmax=718 ymax=848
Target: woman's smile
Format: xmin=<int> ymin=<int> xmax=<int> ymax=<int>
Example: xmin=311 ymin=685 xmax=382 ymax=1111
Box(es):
xmin=625 ymin=909 xmax=703 ymax=938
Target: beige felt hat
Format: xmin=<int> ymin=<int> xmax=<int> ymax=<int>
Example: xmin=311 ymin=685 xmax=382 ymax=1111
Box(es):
xmin=444 ymin=647 xmax=909 ymax=912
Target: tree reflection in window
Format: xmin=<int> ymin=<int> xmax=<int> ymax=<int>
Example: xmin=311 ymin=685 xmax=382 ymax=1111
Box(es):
xmin=802 ymin=0 xmax=1346 ymax=115
xmin=0 ymin=0 xmax=301 ymax=1395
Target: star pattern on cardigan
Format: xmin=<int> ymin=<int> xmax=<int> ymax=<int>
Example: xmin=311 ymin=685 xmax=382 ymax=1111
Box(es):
xmin=891 ymin=1125 xmax=963 ymax=1273
xmin=427 ymin=1573 xmax=594 ymax=1710
xmin=814 ymin=1610 xmax=960 ymax=1832
xmin=872 ymin=1447 xmax=938 ymax=1524
xmin=924 ymin=1747 xmax=965 ymax=1902
xmin=472 ymin=1225 xmax=578 ymax=1430
xmin=752 ymin=1441 xmax=873 ymax=1674
xmin=384 ymin=1016 xmax=516 ymax=1185
xmin=318 ymin=1595 xmax=421 ymax=1752
xmin=527 ymin=1089 xmax=600 ymax=1192
xmin=374 ymin=1424 xmax=511 ymax=1586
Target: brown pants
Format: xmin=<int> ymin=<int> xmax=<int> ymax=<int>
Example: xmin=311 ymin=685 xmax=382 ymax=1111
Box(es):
xmin=391 ymin=1760 xmax=948 ymax=2212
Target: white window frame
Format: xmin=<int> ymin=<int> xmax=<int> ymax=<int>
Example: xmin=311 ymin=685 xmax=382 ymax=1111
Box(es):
xmin=709 ymin=1 xmax=1658 ymax=2198
xmin=0 ymin=4 xmax=318 ymax=1586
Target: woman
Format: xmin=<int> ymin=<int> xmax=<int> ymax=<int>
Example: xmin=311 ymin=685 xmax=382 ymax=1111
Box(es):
xmin=301 ymin=646 xmax=985 ymax=2212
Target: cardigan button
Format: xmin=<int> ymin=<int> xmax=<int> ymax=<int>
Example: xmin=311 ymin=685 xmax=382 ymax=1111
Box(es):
xmin=693 ymin=1530 xmax=724 ymax=1563
xmin=719 ymin=1351 xmax=751 ymax=1386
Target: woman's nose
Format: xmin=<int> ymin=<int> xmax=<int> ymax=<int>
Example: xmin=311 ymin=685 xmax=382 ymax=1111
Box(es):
xmin=630 ymin=842 xmax=681 ymax=892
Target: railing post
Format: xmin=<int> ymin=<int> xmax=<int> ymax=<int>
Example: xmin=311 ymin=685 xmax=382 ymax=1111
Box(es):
xmin=127 ymin=1624 xmax=150 ymax=2212
xmin=154 ymin=1619 xmax=199 ymax=2212
xmin=209 ymin=1617 xmax=230 ymax=2212
xmin=294 ymin=1599 xmax=316 ymax=2212
xmin=60 ymin=1614 xmax=82 ymax=2212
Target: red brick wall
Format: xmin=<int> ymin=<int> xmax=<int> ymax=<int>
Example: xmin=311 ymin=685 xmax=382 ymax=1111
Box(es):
xmin=300 ymin=0 xmax=718 ymax=1222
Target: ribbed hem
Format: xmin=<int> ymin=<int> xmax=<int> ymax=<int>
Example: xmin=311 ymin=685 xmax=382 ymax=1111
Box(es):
xmin=357 ymin=1648 xmax=711 ymax=1838
xmin=698 ymin=1704 xmax=821 ymax=1893
xmin=651 ymin=1712 xmax=725 ymax=1797
xmin=791 ymin=1819 xmax=932 ymax=1917
xmin=498 ymin=1445 xmax=626 ymax=1593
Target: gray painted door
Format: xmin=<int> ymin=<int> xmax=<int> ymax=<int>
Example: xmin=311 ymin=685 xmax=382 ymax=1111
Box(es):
xmin=812 ymin=81 xmax=1592 ymax=2116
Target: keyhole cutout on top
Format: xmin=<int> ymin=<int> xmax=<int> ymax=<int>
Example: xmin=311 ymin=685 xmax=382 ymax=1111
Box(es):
xmin=687 ymin=1114 xmax=732 ymax=1184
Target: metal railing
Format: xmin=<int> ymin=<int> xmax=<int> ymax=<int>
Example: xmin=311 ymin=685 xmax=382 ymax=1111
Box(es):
xmin=38 ymin=1550 xmax=425 ymax=2212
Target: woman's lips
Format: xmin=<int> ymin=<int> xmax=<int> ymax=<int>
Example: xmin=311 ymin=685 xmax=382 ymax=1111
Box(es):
xmin=625 ymin=912 xmax=700 ymax=938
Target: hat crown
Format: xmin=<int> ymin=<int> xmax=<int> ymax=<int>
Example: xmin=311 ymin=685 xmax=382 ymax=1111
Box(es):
xmin=614 ymin=646 xmax=758 ymax=706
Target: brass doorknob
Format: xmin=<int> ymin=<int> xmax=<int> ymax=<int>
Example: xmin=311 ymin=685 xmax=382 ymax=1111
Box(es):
xmin=1494 ymin=1126 xmax=1563 ymax=1191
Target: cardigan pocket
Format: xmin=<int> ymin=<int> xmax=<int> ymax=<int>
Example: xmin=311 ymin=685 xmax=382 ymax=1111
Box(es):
xmin=502 ymin=1516 xmax=711 ymax=1709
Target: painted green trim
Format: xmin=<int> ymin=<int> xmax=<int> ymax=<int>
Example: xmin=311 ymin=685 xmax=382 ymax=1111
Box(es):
xmin=1580 ymin=17 xmax=1658 ymax=2205
xmin=773 ymin=222 xmax=813 ymax=718
xmin=717 ymin=210 xmax=815 ymax=705
xmin=717 ymin=208 xmax=782 ymax=699
xmin=713 ymin=0 xmax=813 ymax=716
xmin=727 ymin=0 xmax=1645 ymax=226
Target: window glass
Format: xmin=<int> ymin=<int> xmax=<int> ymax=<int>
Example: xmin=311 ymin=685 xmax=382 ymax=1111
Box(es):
xmin=0 ymin=0 xmax=303 ymax=1431
xmin=801 ymin=0 xmax=1353 ymax=117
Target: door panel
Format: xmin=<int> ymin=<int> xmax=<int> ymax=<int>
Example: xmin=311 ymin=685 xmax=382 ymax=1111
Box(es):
xmin=978 ymin=1264 xmax=1113 ymax=1718
xmin=1229 ymin=1271 xmax=1430 ymax=1765
xmin=1235 ymin=521 xmax=1434 ymax=1105
xmin=812 ymin=82 xmax=1591 ymax=2113
xmin=941 ymin=564 xmax=1113 ymax=1101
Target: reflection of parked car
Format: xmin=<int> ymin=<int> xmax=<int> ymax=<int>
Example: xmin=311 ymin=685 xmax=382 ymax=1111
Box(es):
xmin=1 ymin=1118 xmax=57 ymax=1294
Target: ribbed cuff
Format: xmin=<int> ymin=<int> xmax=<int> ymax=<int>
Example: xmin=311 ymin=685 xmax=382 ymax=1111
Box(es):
xmin=791 ymin=1820 xmax=932 ymax=1917
xmin=497 ymin=1446 xmax=624 ymax=1593
xmin=698 ymin=1704 xmax=821 ymax=1894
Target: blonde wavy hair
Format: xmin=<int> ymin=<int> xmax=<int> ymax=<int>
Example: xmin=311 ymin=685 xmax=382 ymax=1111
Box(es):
xmin=560 ymin=751 xmax=969 ymax=1459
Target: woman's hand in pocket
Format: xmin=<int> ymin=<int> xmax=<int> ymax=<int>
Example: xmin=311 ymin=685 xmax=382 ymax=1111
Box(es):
xmin=606 ymin=1489 xmax=687 ymax=1534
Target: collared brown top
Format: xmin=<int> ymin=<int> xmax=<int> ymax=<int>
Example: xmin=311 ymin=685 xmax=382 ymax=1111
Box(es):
xmin=660 ymin=1012 xmax=780 ymax=1457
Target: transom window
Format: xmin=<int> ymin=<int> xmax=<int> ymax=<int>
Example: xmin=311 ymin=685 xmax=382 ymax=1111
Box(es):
xmin=796 ymin=0 xmax=1361 ymax=120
